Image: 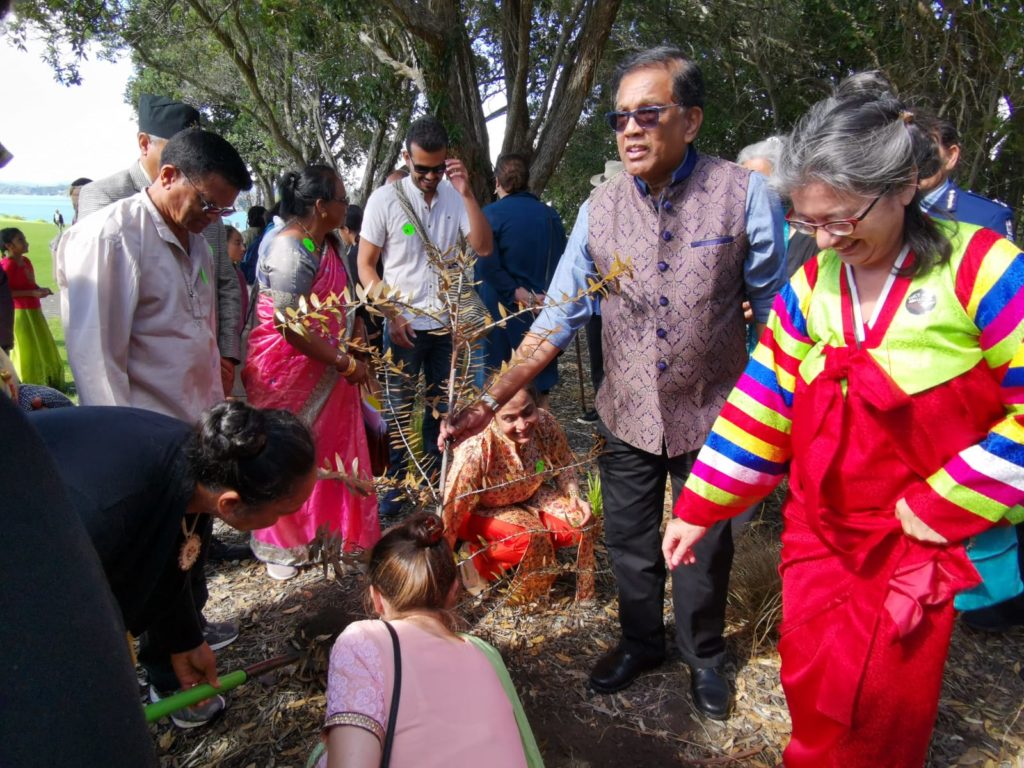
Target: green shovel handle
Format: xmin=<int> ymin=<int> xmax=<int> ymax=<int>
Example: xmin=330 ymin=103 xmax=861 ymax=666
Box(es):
xmin=144 ymin=669 xmax=247 ymax=723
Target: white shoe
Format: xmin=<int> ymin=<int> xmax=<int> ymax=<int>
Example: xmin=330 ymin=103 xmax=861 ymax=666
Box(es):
xmin=266 ymin=563 xmax=298 ymax=580
xmin=457 ymin=556 xmax=486 ymax=596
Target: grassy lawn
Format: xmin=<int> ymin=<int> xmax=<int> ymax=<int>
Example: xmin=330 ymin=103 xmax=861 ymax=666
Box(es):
xmin=1 ymin=216 xmax=73 ymax=392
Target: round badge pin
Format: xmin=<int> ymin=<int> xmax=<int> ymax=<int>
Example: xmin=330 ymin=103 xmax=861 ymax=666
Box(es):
xmin=302 ymin=237 xmax=316 ymax=253
xmin=905 ymin=288 xmax=936 ymax=315
xmin=402 ymin=223 xmax=416 ymax=236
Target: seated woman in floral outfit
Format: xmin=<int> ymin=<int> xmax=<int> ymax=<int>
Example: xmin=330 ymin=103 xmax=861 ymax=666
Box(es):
xmin=443 ymin=386 xmax=595 ymax=601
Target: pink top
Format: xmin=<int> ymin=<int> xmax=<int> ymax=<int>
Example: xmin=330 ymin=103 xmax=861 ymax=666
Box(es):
xmin=322 ymin=619 xmax=527 ymax=768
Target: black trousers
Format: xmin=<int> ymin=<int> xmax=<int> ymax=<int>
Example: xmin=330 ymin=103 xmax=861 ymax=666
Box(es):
xmin=138 ymin=518 xmax=212 ymax=692
xmin=597 ymin=421 xmax=733 ymax=668
xmin=586 ymin=314 xmax=604 ymax=391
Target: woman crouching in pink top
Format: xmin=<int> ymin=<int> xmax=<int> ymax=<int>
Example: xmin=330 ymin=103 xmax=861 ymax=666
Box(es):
xmin=317 ymin=513 xmax=543 ymax=768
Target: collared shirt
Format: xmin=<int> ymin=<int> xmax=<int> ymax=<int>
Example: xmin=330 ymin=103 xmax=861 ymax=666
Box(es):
xmin=75 ymin=161 xmax=240 ymax=360
xmin=361 ymin=176 xmax=470 ymax=330
xmin=533 ymin=149 xmax=784 ymax=348
xmin=58 ymin=190 xmax=222 ymax=421
xmin=921 ymin=178 xmax=1016 ymax=242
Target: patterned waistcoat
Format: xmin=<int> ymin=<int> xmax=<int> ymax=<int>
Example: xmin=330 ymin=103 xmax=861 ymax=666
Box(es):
xmin=589 ymin=155 xmax=751 ymax=456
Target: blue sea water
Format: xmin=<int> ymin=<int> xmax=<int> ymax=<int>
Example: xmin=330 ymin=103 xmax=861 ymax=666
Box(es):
xmin=0 ymin=193 xmax=74 ymax=224
xmin=0 ymin=192 xmax=248 ymax=229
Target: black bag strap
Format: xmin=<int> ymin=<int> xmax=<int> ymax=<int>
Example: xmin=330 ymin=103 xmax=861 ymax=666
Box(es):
xmin=380 ymin=620 xmax=401 ymax=768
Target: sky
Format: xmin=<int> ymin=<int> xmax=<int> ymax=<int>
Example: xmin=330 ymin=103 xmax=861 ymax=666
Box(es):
xmin=0 ymin=32 xmax=511 ymax=188
xmin=0 ymin=36 xmax=137 ymax=185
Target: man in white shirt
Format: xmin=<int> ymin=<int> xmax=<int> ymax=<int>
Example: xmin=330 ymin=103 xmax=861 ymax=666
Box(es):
xmin=75 ymin=94 xmax=242 ymax=393
xmin=60 ymin=128 xmax=251 ymax=422
xmin=358 ymin=116 xmax=493 ymax=515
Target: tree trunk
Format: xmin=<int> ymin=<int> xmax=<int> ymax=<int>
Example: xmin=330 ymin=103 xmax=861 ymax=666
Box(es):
xmin=528 ymin=0 xmax=623 ymax=194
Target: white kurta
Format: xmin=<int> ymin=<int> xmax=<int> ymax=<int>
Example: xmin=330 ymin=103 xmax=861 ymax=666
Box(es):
xmin=58 ymin=190 xmax=222 ymax=421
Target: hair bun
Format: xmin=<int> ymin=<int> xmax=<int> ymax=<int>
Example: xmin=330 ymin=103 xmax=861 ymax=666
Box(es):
xmin=205 ymin=401 xmax=268 ymax=461
xmin=411 ymin=514 xmax=445 ymax=547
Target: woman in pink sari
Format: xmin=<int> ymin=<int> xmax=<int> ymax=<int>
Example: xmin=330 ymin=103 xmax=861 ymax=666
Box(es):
xmin=243 ymin=165 xmax=380 ymax=579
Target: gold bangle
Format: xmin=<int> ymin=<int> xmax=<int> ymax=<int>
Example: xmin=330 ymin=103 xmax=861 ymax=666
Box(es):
xmin=341 ymin=355 xmax=358 ymax=377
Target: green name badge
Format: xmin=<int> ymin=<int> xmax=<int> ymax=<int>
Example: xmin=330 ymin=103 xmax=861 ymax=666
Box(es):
xmin=402 ymin=222 xmax=416 ymax=236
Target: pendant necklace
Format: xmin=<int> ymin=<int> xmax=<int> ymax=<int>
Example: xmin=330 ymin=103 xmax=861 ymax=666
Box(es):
xmin=296 ymin=220 xmax=323 ymax=257
xmin=175 ymin=251 xmax=203 ymax=329
xmin=178 ymin=515 xmax=202 ymax=570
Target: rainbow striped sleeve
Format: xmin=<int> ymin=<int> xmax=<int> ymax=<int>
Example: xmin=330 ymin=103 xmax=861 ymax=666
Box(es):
xmin=675 ymin=264 xmax=817 ymax=527
xmin=904 ymin=229 xmax=1024 ymax=539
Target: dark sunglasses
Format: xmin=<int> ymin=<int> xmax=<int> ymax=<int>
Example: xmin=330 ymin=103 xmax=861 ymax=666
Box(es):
xmin=411 ymin=162 xmax=447 ymax=177
xmin=605 ymin=104 xmax=683 ymax=132
xmin=183 ymin=172 xmax=236 ymax=217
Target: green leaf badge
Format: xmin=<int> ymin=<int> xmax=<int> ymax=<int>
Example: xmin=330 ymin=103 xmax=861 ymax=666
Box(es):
xmin=534 ymin=459 xmax=546 ymax=474
xmin=402 ymin=222 xmax=416 ymax=236
xmin=302 ymin=237 xmax=316 ymax=252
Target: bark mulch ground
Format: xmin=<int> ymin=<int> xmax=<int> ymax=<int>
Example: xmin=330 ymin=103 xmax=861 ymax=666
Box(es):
xmin=151 ymin=351 xmax=1024 ymax=767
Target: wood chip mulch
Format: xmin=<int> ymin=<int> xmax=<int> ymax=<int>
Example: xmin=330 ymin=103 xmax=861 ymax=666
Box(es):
xmin=151 ymin=350 xmax=1024 ymax=767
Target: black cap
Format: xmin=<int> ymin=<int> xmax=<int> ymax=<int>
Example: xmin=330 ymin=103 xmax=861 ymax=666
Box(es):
xmin=138 ymin=94 xmax=201 ymax=139
xmin=345 ymin=203 xmax=363 ymax=232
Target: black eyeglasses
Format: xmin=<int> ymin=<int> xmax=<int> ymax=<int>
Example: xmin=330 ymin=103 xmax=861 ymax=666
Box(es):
xmin=605 ymin=104 xmax=683 ymax=132
xmin=786 ymin=195 xmax=882 ymax=237
xmin=411 ymin=162 xmax=447 ymax=177
xmin=182 ymin=172 xmax=236 ymax=217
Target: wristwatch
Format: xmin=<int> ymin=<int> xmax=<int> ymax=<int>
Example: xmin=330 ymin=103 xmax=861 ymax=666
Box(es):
xmin=479 ymin=393 xmax=501 ymax=412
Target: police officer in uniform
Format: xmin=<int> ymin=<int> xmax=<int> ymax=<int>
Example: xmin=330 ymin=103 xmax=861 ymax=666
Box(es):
xmin=918 ymin=113 xmax=1015 ymax=242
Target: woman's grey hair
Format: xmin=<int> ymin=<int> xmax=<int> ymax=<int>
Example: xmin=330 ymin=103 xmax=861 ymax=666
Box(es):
xmin=774 ymin=74 xmax=951 ymax=276
xmin=737 ymin=136 xmax=786 ymax=175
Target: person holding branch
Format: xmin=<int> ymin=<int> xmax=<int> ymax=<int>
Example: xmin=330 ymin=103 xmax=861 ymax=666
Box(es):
xmin=442 ymin=47 xmax=784 ymax=719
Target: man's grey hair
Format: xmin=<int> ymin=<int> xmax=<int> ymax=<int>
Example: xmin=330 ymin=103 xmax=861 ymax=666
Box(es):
xmin=611 ymin=46 xmax=704 ymax=109
xmin=736 ymin=136 xmax=786 ymax=175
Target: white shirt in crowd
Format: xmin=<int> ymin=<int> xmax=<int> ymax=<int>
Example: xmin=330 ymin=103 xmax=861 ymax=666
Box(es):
xmin=56 ymin=190 xmax=222 ymax=421
xmin=360 ymin=176 xmax=470 ymax=331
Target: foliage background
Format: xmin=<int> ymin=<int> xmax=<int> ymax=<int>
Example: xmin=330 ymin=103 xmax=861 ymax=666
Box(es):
xmin=5 ymin=1 xmax=1021 ymax=232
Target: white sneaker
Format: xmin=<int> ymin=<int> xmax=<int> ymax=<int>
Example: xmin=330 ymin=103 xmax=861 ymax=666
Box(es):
xmin=266 ymin=562 xmax=298 ymax=580
xmin=148 ymin=685 xmax=226 ymax=729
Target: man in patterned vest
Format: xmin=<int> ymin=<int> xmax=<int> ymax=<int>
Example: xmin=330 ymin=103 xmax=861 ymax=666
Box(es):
xmin=442 ymin=47 xmax=785 ymax=720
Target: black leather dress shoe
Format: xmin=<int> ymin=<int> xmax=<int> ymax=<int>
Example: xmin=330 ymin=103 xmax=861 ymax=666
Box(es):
xmin=690 ymin=666 xmax=732 ymax=720
xmin=588 ymin=647 xmax=664 ymax=693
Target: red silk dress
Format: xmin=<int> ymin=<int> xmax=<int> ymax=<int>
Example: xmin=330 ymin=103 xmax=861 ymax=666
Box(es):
xmin=778 ymin=270 xmax=997 ymax=766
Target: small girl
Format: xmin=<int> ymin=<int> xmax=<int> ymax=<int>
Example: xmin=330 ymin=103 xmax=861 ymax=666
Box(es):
xmin=0 ymin=228 xmax=63 ymax=389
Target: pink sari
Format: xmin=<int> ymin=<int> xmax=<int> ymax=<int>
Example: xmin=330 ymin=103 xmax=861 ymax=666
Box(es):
xmin=243 ymin=239 xmax=379 ymax=563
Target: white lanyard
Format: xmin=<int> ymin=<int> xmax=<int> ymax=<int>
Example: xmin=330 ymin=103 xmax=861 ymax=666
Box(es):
xmin=844 ymin=245 xmax=910 ymax=344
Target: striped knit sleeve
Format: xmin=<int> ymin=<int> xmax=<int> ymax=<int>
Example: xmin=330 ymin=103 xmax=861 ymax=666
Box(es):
xmin=904 ymin=229 xmax=1024 ymax=539
xmin=674 ymin=262 xmax=818 ymax=527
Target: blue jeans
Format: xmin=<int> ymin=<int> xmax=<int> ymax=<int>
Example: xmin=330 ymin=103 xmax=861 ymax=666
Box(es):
xmin=381 ymin=327 xmax=453 ymax=513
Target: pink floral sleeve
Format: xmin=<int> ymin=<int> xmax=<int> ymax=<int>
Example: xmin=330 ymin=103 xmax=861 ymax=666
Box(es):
xmin=323 ymin=620 xmax=387 ymax=743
